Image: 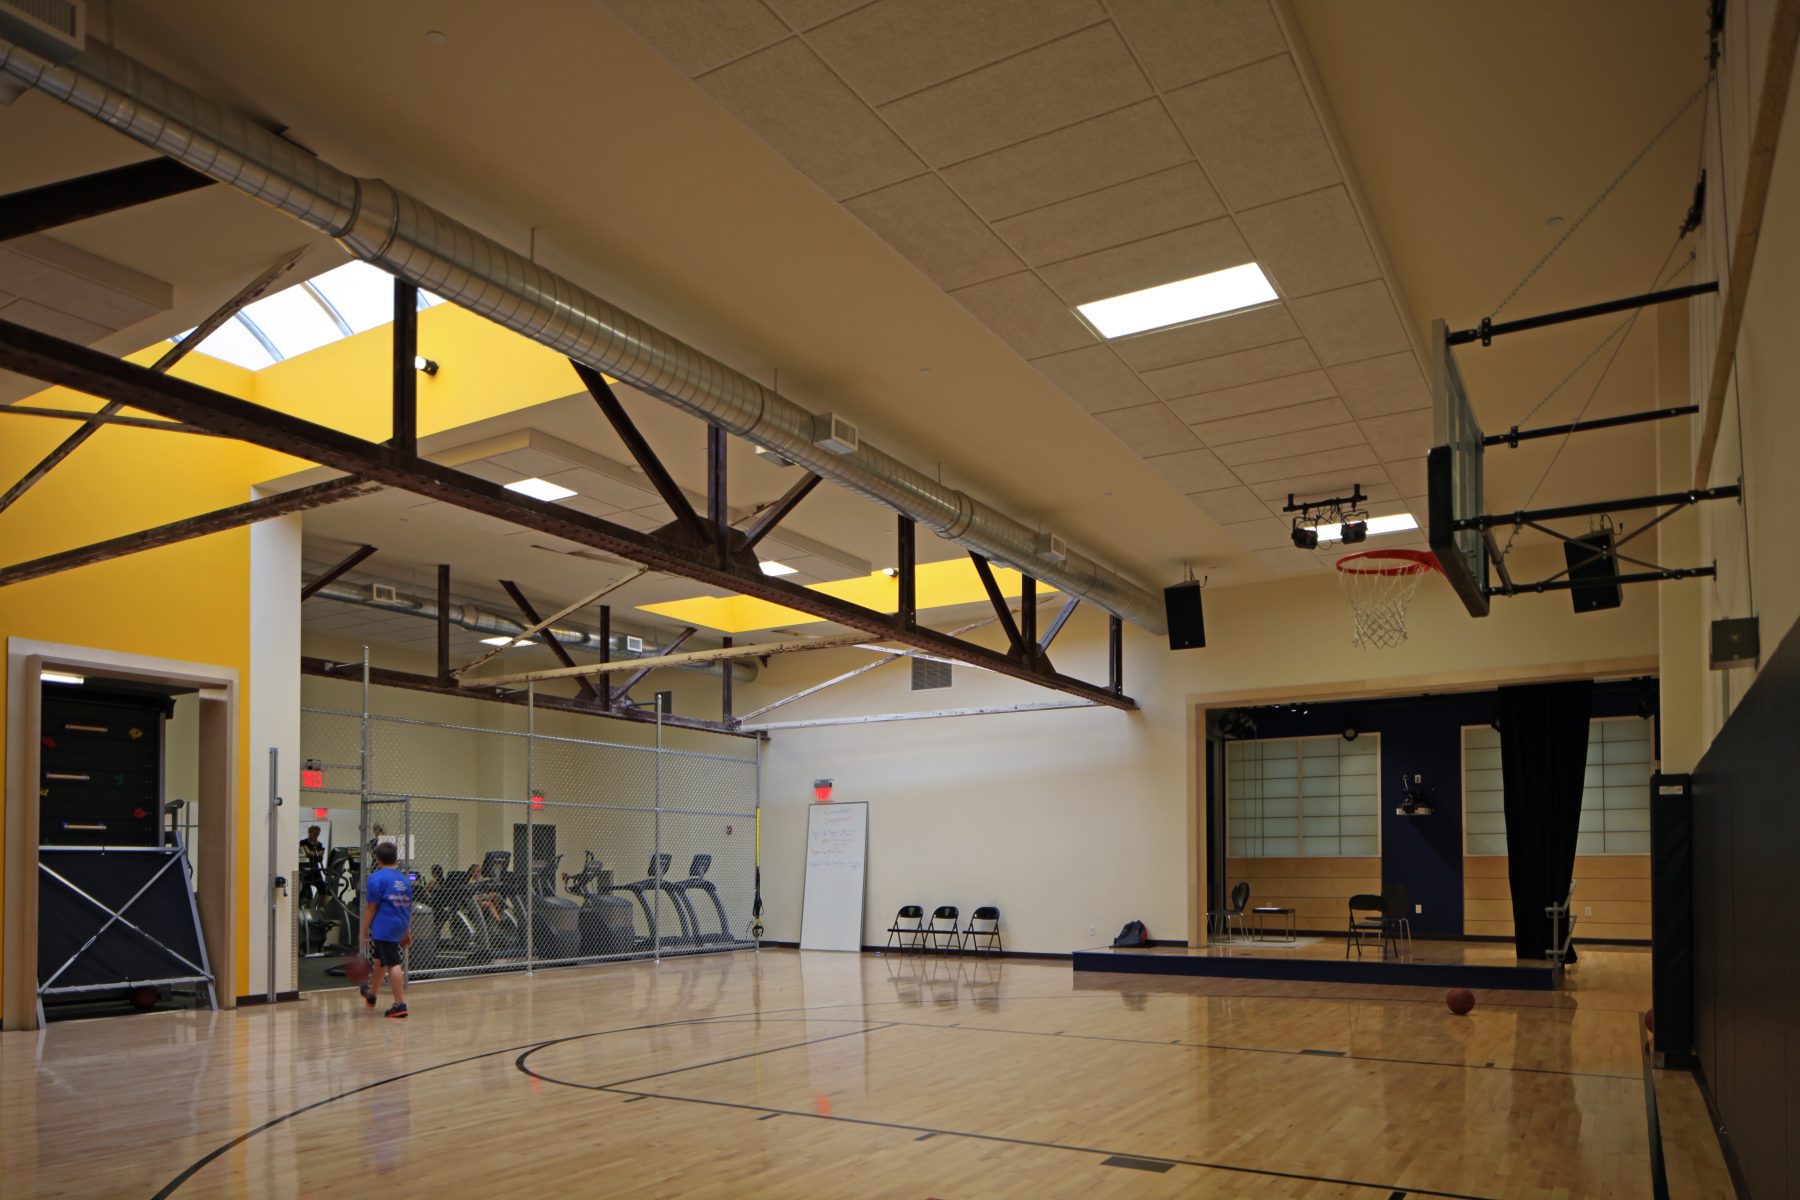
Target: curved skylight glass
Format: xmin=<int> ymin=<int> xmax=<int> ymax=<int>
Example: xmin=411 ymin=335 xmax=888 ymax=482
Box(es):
xmin=176 ymin=262 xmax=444 ymax=371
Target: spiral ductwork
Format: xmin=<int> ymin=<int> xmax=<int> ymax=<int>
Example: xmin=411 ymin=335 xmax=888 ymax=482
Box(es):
xmin=0 ymin=37 xmax=1168 ymax=633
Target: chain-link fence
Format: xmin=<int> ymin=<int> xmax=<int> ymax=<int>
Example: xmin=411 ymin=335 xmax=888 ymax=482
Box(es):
xmin=299 ymin=674 xmax=760 ymax=982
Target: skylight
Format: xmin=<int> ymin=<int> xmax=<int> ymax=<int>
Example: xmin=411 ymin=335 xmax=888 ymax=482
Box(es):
xmin=759 ymin=561 xmax=798 ymax=576
xmin=1315 ymin=513 xmax=1419 ymax=544
xmin=1075 ymin=262 xmax=1278 ymax=339
xmin=175 ymin=261 xmax=445 ymax=371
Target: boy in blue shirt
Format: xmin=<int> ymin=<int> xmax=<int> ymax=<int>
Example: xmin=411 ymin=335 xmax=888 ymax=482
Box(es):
xmin=358 ymin=841 xmax=413 ymax=1018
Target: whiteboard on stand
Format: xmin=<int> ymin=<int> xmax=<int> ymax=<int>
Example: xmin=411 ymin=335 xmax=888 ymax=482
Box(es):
xmin=799 ymin=802 xmax=868 ymax=952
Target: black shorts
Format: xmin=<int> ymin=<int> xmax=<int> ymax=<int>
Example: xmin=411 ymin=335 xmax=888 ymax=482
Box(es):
xmin=370 ymin=939 xmax=403 ymax=967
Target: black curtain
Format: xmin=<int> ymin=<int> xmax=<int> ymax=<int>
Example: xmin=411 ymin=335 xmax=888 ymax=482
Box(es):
xmin=1498 ymin=680 xmax=1593 ymax=961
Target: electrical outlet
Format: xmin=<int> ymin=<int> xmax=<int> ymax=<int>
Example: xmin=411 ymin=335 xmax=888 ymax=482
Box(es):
xmin=1414 ymin=904 xmax=1422 ymax=913
xmin=1088 ymin=925 xmax=1096 ymax=939
xmin=1584 ymin=906 xmax=1592 ymax=917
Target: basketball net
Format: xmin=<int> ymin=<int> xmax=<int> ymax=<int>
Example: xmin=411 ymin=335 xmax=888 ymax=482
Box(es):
xmin=1335 ymin=550 xmax=1439 ymax=649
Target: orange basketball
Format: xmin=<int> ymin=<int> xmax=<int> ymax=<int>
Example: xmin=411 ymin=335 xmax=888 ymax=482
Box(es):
xmin=344 ymin=956 xmax=370 ymax=984
xmin=1446 ymin=987 xmax=1475 ymax=1015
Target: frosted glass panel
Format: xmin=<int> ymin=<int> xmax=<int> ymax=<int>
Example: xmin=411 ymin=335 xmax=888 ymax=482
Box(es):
xmin=1463 ymin=717 xmax=1655 ymax=855
xmin=1222 ymin=732 xmax=1380 ymax=857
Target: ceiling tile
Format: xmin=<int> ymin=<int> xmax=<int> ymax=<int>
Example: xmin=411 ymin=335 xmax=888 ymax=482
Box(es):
xmin=1236 ymin=186 xmax=1379 ymax=298
xmin=879 ymin=25 xmax=1151 ymax=166
xmin=488 ymin=446 xmax=574 ymax=478
xmin=1249 ymin=547 xmax=1324 ymax=573
xmin=941 ymin=100 xmax=1188 ymax=220
xmin=559 ymin=494 xmax=622 ymax=520
xmin=1164 ymin=55 xmax=1338 ymax=210
xmin=1213 ymin=420 xmax=1369 ymax=467
xmin=806 ymin=0 xmax=1104 ymax=106
xmin=1029 ymin=344 xmax=1158 ymax=414
xmin=0 ymin=297 xmax=110 ymax=344
xmin=1037 ymin=217 xmax=1250 ymax=306
xmin=1232 ymin=443 xmax=1380 ymax=485
xmin=1109 ymin=0 xmax=1287 ymax=90
xmin=763 ymin=0 xmax=868 ymax=30
xmin=1287 ymin=280 xmax=1411 ymax=365
xmin=992 ymin=164 xmax=1225 ymax=267
xmin=950 ymin=271 xmax=1095 ymax=358
xmin=1188 ymin=485 xmax=1275 ymax=523
xmin=843 ymin=173 xmax=1023 ymax=289
xmin=1358 ymin=409 xmax=1435 ymax=462
xmin=1385 ymin=457 xmax=1429 ymax=496
xmin=1112 ymin=303 xmax=1299 ymax=372
xmin=609 ymin=509 xmax=661 ymax=532
xmin=605 ymin=0 xmax=790 ymax=75
xmin=540 ymin=466 xmax=658 ymax=510
xmin=1190 ymin=396 xmax=1353 ymax=447
xmin=1165 ymin=369 xmax=1337 ymax=424
xmin=1326 ymin=351 xmax=1432 ymax=418
xmin=1249 ymin=469 xmax=1398 ymax=507
xmin=1143 ymin=446 xmax=1236 ymax=491
xmin=1094 ymin=402 xmax=1200 ymax=455
xmin=1141 ymin=337 xmax=1317 ymax=400
xmin=1225 ymin=516 xmax=1303 ymax=551
xmin=699 ymin=39 xmax=924 ymax=199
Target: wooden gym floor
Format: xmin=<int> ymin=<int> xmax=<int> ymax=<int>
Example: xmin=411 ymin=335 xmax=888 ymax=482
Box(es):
xmin=0 ymin=947 xmax=1733 ymax=1198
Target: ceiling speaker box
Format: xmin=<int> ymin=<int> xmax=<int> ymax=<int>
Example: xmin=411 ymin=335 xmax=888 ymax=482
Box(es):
xmin=1563 ymin=531 xmax=1622 ymax=613
xmin=1163 ymin=581 xmax=1205 ymax=650
xmin=1709 ymin=616 xmax=1759 ymax=669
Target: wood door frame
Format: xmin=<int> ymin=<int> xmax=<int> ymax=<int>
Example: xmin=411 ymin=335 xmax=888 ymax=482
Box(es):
xmin=4 ymin=638 xmax=239 ymax=1031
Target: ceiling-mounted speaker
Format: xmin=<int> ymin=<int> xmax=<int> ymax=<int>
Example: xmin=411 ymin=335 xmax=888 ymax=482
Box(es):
xmin=1563 ymin=531 xmax=1622 ymax=613
xmin=1163 ymin=581 xmax=1205 ymax=651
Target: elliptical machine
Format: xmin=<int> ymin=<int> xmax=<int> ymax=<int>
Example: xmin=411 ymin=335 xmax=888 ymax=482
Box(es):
xmin=562 ymin=852 xmax=637 ymax=957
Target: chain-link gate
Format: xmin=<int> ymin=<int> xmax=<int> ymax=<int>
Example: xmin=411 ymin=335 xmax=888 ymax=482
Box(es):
xmin=299 ymin=663 xmax=760 ymax=983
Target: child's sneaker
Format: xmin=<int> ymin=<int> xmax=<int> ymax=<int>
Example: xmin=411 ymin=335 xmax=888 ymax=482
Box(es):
xmin=385 ymin=1003 xmax=408 ymax=1019
xmin=360 ymin=982 xmax=375 ymax=1008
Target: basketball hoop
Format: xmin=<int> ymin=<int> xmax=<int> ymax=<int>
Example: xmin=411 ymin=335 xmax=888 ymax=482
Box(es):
xmin=1335 ymin=550 xmax=1440 ymax=649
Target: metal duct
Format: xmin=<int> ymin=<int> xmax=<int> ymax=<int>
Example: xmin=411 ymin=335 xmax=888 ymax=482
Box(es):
xmin=0 ymin=38 xmax=1167 ymax=634
xmin=310 ymin=580 xmax=755 ymax=681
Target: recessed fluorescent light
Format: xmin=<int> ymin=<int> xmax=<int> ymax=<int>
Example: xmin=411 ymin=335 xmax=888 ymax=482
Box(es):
xmin=1315 ymin=513 xmax=1419 ymax=544
xmin=41 ymin=671 xmax=85 ymax=685
xmin=759 ymin=561 xmax=798 ymax=576
xmin=1075 ymin=262 xmax=1278 ymax=339
xmin=504 ymin=477 xmax=577 ymax=502
xmin=480 ymin=636 xmax=539 ymax=647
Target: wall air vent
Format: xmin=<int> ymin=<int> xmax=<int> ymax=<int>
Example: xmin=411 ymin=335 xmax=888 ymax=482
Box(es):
xmin=370 ymin=583 xmax=399 ymax=604
xmin=911 ymin=657 xmax=951 ymax=691
xmin=625 ymin=635 xmax=645 ymax=653
xmin=1035 ymin=531 xmax=1068 ymax=563
xmin=0 ymin=0 xmax=85 ymax=62
xmin=813 ymin=412 xmax=858 ymax=455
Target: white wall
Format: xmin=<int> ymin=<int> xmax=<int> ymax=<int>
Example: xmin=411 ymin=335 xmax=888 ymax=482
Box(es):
xmin=749 ymin=554 xmax=1660 ymax=954
xmin=249 ymin=512 xmax=302 ymax=996
xmin=1687 ymin=1 xmax=1800 ymax=742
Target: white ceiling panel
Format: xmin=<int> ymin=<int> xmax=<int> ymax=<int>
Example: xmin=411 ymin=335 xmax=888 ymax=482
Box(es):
xmin=1286 ymin=280 xmax=1413 ymax=366
xmin=1028 ymin=344 xmax=1160 ymax=415
xmin=1163 ymin=369 xmax=1338 ymax=425
xmin=1036 ymin=217 xmax=1252 ymax=306
xmin=1141 ymin=339 xmax=1320 ymax=401
xmin=844 ymin=173 xmax=1023 ymax=289
xmin=1236 ymin=186 xmax=1380 ymax=299
xmin=992 ymin=164 xmax=1225 ymax=267
xmin=1189 ymin=485 xmax=1277 ymax=524
xmin=1213 ymin=421 xmax=1371 ymax=468
xmin=1094 ymin=403 xmax=1202 ymax=456
xmin=1107 ymin=0 xmax=1286 ymax=92
xmin=1190 ymin=397 xmax=1356 ymax=447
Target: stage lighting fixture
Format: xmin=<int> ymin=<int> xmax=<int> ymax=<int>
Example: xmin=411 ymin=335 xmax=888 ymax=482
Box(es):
xmin=1291 ymin=519 xmax=1318 ymax=550
xmin=1340 ymin=514 xmax=1369 ymax=544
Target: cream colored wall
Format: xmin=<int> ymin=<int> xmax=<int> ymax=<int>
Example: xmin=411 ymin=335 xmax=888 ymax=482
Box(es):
xmin=750 ymin=557 xmax=1660 ymax=954
xmin=1688 ymin=4 xmax=1800 ymax=743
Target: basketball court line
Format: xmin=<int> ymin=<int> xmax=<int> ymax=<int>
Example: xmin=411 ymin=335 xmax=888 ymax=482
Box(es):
xmin=686 ymin=1009 xmax=1642 ymax=1081
xmin=149 ymin=986 xmax=1642 ymax=1198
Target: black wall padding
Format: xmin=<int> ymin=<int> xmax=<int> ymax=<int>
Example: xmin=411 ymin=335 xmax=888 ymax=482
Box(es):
xmin=1498 ymin=679 xmax=1594 ymax=961
xmin=37 ymin=847 xmax=208 ymax=990
xmin=1649 ymin=773 xmax=1693 ymax=1063
xmin=1690 ymin=615 xmax=1800 ymax=1200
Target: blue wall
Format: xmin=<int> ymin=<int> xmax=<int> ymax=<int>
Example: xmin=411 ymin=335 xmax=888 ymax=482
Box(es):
xmin=1228 ymin=680 xmax=1651 ymax=935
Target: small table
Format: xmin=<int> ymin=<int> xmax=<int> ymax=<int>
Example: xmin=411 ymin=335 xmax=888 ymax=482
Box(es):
xmin=1251 ymin=906 xmax=1297 ymax=943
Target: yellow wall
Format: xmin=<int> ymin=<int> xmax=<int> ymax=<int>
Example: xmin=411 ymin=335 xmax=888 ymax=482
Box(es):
xmin=0 ymin=303 xmax=596 ymax=1000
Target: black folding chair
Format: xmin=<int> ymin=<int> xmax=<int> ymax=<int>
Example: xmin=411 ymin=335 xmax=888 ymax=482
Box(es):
xmin=922 ymin=905 xmax=963 ymax=955
xmin=961 ymin=906 xmax=1002 ymax=955
xmin=1379 ymin=883 xmax=1412 ymax=958
xmin=884 ymin=904 xmax=927 ymax=953
xmin=1209 ymin=881 xmax=1251 ymax=943
xmin=1347 ymin=893 xmax=1385 ymax=958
